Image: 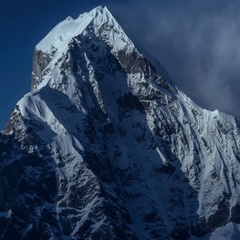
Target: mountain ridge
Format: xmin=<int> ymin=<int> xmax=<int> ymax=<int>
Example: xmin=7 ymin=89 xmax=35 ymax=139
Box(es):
xmin=1 ymin=5 xmax=240 ymax=240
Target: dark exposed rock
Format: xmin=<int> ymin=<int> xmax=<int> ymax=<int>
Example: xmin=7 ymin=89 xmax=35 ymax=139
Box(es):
xmin=207 ymin=200 xmax=229 ymax=229
xmin=31 ymin=49 xmax=53 ymax=90
xmin=155 ymin=163 xmax=176 ymax=175
xmin=231 ymin=204 xmax=240 ymax=223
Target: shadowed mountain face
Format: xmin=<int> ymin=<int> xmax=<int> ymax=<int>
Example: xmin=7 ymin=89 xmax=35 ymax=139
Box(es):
xmin=1 ymin=5 xmax=240 ymax=240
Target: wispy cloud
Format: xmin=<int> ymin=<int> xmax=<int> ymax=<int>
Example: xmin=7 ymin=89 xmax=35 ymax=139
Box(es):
xmin=108 ymin=0 xmax=240 ymax=117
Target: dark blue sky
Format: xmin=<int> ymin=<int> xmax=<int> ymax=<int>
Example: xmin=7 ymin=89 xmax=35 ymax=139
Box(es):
xmin=1 ymin=0 xmax=240 ymax=129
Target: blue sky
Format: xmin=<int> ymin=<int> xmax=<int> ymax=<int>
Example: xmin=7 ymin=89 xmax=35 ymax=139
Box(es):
xmin=1 ymin=0 xmax=240 ymax=129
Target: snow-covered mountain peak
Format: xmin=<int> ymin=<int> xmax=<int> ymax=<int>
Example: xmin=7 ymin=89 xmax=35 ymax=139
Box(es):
xmin=31 ymin=5 xmax=139 ymax=91
xmin=31 ymin=4 xmax=172 ymax=98
xmin=36 ymin=5 xmax=110 ymax=53
xmin=3 ymin=5 xmax=240 ymax=240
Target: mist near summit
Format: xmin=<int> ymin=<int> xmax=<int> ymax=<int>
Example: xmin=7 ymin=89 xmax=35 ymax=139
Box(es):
xmin=109 ymin=0 xmax=240 ymax=117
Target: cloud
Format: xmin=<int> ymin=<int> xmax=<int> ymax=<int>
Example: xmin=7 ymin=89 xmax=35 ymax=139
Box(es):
xmin=108 ymin=0 xmax=240 ymax=117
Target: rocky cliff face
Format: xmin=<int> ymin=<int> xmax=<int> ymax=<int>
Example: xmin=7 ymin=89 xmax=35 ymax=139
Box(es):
xmin=1 ymin=5 xmax=240 ymax=240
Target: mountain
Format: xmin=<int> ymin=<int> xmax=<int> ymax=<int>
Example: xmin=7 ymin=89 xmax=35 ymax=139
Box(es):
xmin=1 ymin=5 xmax=240 ymax=240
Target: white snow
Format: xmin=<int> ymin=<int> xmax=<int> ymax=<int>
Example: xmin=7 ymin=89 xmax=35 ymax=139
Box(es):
xmin=36 ymin=6 xmax=124 ymax=54
xmin=36 ymin=12 xmax=92 ymax=53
